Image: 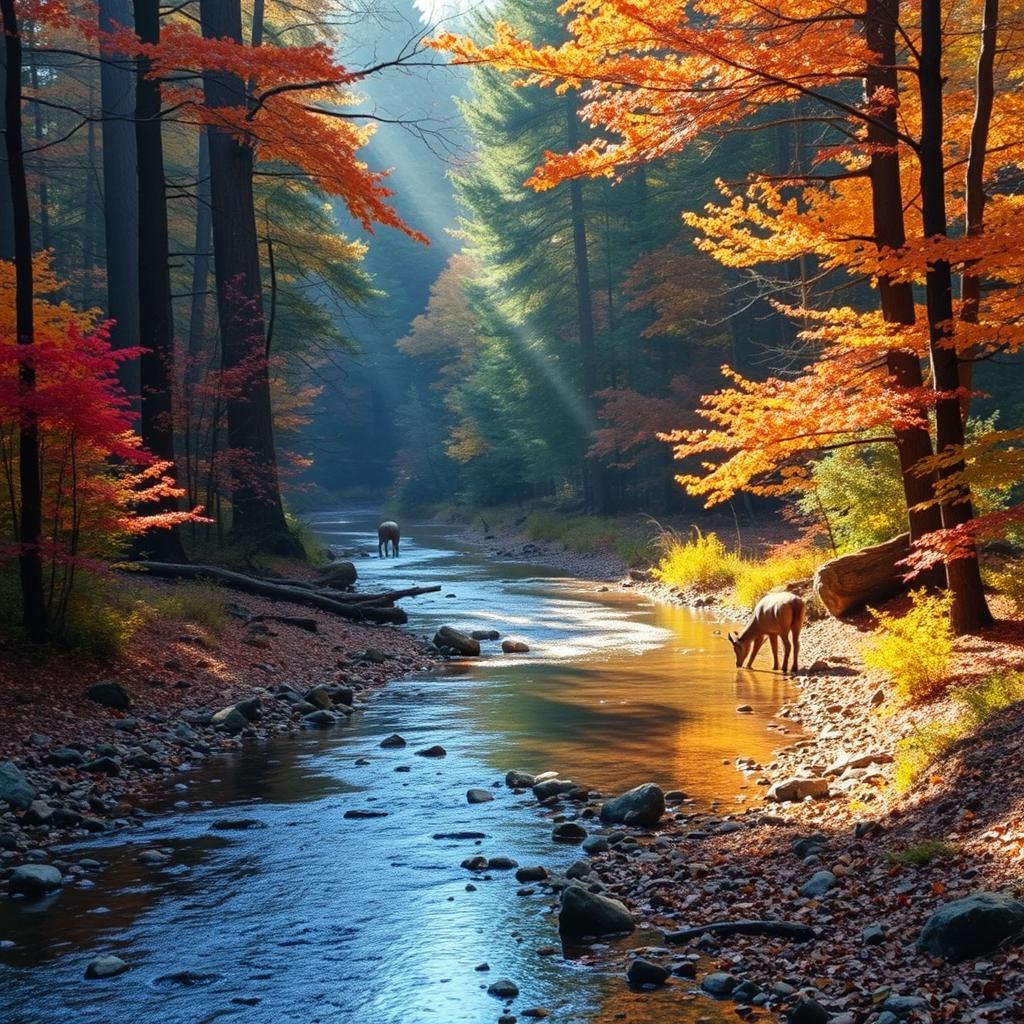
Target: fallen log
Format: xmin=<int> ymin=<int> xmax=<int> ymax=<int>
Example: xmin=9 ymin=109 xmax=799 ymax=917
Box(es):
xmin=127 ymin=562 xmax=407 ymax=625
xmin=665 ymin=920 xmax=816 ymax=944
xmin=813 ymin=533 xmax=911 ymax=617
xmin=349 ymin=585 xmax=442 ymax=606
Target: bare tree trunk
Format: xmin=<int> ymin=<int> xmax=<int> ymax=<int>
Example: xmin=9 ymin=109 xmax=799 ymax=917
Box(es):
xmin=566 ymin=95 xmax=609 ymax=514
xmin=187 ymin=127 xmax=212 ymax=364
xmin=0 ymin=26 xmax=13 ymax=261
xmin=918 ymin=0 xmax=992 ymax=633
xmin=200 ymin=0 xmax=294 ymax=550
xmin=958 ymin=0 xmax=998 ymax=424
xmin=133 ymin=0 xmax=186 ymax=561
xmin=1 ymin=0 xmax=47 ymax=641
xmin=99 ymin=0 xmax=141 ymax=401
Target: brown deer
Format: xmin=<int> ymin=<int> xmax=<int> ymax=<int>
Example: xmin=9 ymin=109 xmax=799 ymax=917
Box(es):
xmin=728 ymin=591 xmax=805 ymax=673
xmin=378 ymin=521 xmax=400 ymax=558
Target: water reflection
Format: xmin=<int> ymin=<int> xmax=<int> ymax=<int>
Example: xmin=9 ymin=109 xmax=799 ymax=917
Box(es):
xmin=0 ymin=512 xmax=799 ymax=1024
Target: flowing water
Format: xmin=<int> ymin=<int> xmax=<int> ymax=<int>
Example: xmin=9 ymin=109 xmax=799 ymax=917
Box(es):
xmin=0 ymin=512 xmax=800 ymax=1024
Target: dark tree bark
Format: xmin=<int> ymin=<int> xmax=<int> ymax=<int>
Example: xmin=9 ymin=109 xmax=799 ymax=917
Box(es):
xmin=0 ymin=27 xmax=13 ymax=261
xmin=918 ymin=0 xmax=993 ymax=633
xmin=132 ymin=0 xmax=186 ymax=561
xmin=1 ymin=0 xmax=48 ymax=641
xmin=566 ymin=95 xmax=609 ymax=514
xmin=200 ymin=0 xmax=293 ymax=549
xmin=958 ymin=0 xmax=998 ymax=423
xmin=863 ymin=0 xmax=944 ymax=560
xmin=99 ymin=0 xmax=141 ymax=400
xmin=187 ymin=127 xmax=212 ymax=364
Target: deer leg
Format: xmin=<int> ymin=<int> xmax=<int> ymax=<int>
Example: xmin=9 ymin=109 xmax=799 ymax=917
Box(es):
xmin=769 ymin=635 xmax=779 ymax=670
xmin=781 ymin=635 xmax=792 ymax=673
xmin=378 ymin=540 xmax=384 ymax=559
xmin=747 ymin=635 xmax=765 ymax=668
xmin=791 ymin=630 xmax=800 ymax=673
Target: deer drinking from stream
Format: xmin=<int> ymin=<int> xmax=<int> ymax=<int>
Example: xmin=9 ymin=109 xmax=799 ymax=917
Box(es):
xmin=378 ymin=521 xmax=400 ymax=558
xmin=728 ymin=591 xmax=805 ymax=673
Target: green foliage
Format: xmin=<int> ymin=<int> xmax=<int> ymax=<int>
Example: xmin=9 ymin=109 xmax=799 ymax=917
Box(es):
xmin=986 ymin=562 xmax=1024 ymax=616
xmin=952 ymin=670 xmax=1024 ymax=727
xmin=57 ymin=575 xmax=147 ymax=660
xmin=150 ymin=584 xmax=227 ymax=634
xmin=523 ymin=512 xmax=654 ymax=564
xmin=862 ymin=589 xmax=955 ymax=701
xmin=652 ymin=530 xmax=741 ymax=590
xmin=893 ymin=724 xmax=963 ymax=791
xmin=285 ymin=514 xmax=328 ymax=568
xmin=884 ymin=839 xmax=956 ymax=867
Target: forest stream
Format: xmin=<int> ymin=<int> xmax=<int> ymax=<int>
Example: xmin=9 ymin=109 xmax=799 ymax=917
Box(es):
xmin=0 ymin=512 xmax=802 ymax=1024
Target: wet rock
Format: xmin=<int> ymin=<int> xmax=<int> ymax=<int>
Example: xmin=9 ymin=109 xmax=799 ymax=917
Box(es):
xmin=49 ymin=748 xmax=85 ymax=767
xmin=501 ymin=640 xmax=530 ymax=653
xmin=533 ymin=779 xmax=576 ymax=800
xmin=343 ymin=809 xmax=387 ymax=819
xmin=565 ymin=860 xmax=590 ymax=880
xmin=301 ymin=710 xmax=337 ymax=728
xmin=515 ymin=866 xmax=548 ymax=883
xmin=0 ymin=762 xmax=37 ymax=811
xmin=211 ymin=707 xmax=248 ymax=735
xmin=599 ymin=783 xmax=665 ymax=827
xmin=792 ymin=834 xmax=827 ymax=859
xmin=209 ymin=819 xmax=265 ymax=831
xmin=627 ymin=958 xmax=669 ymax=987
xmin=487 ymin=978 xmax=519 ymax=999
xmin=505 ymin=769 xmax=536 ymax=788
xmin=700 ymin=972 xmax=739 ymax=997
xmin=234 ymin=697 xmax=261 ymax=721
xmin=85 ymin=955 xmax=129 ymax=979
xmin=799 ymin=870 xmax=837 ymax=898
xmin=461 ymin=856 xmax=488 ymax=871
xmin=736 ymin=704 xmax=753 ymax=713
xmin=471 ymin=630 xmax=501 ymax=641
xmin=433 ymin=626 xmax=480 ymax=656
xmin=786 ymin=996 xmax=828 ymax=1024
xmin=918 ymin=892 xmax=1024 ymax=961
xmin=303 ymin=686 xmax=333 ymax=711
xmin=82 ymin=757 xmax=120 ymax=776
xmin=558 ymin=884 xmax=634 ymax=937
xmin=582 ymin=836 xmax=609 ymax=855
xmin=552 ymin=822 xmax=587 ymax=843
xmin=136 ymin=849 xmax=170 ymax=866
xmin=126 ymin=752 xmax=161 ymax=770
xmin=467 ymin=788 xmax=494 ymax=804
xmin=379 ymin=734 xmax=406 ymax=748
xmin=433 ymin=832 xmax=486 ymax=840
xmin=415 ymin=745 xmax=447 ymax=758
xmin=765 ymin=777 xmax=829 ymax=803
xmin=8 ymin=864 xmax=62 ymax=898
xmin=21 ymin=801 xmax=55 ymax=827
xmin=487 ymin=856 xmax=518 ymax=870
xmin=732 ymin=979 xmax=762 ymax=1003
xmin=86 ymin=682 xmax=131 ymax=711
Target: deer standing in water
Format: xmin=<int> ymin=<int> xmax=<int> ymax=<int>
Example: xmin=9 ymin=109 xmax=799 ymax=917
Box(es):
xmin=378 ymin=521 xmax=400 ymax=558
xmin=728 ymin=591 xmax=805 ymax=673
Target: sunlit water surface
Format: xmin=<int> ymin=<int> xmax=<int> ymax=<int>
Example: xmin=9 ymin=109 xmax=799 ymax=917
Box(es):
xmin=0 ymin=513 xmax=799 ymax=1024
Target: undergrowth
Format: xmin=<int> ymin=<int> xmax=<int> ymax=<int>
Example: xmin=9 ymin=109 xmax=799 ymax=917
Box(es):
xmin=884 ymin=838 xmax=956 ymax=867
xmin=651 ymin=529 xmax=741 ymax=591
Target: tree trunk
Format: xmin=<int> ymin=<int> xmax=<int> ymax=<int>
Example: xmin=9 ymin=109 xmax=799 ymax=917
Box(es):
xmin=863 ymin=0 xmax=945 ymax=561
xmin=200 ymin=0 xmax=293 ymax=549
xmin=0 ymin=25 xmax=13 ymax=261
xmin=187 ymin=127 xmax=212 ymax=364
xmin=1 ymin=0 xmax=48 ymax=641
xmin=565 ymin=95 xmax=609 ymax=513
xmin=918 ymin=0 xmax=993 ymax=633
xmin=133 ymin=0 xmax=186 ymax=562
xmin=958 ymin=0 xmax=998 ymax=423
xmin=99 ymin=0 xmax=141 ymax=401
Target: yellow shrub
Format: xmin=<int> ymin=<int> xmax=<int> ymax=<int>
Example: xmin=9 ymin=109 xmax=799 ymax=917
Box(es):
xmin=893 ymin=723 xmax=962 ymax=791
xmin=732 ymin=545 xmax=823 ymax=610
xmin=862 ymin=588 xmax=954 ymax=701
xmin=987 ymin=563 xmax=1024 ymax=616
xmin=652 ymin=531 xmax=741 ymax=591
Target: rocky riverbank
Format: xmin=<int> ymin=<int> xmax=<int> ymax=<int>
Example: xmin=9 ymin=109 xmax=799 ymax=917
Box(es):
xmin=0 ymin=575 xmax=439 ymax=889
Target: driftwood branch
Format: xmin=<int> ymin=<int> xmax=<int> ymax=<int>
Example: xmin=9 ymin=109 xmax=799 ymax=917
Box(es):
xmin=128 ymin=562 xmax=408 ymax=625
xmin=665 ymin=920 xmax=817 ymax=943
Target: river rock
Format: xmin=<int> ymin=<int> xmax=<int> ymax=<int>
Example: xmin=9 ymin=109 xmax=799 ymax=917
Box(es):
xmin=765 ymin=777 xmax=829 ymax=803
xmin=505 ymin=769 xmax=536 ymax=788
xmin=209 ymin=819 xmax=265 ymax=831
xmin=302 ymin=686 xmax=332 ymax=711
xmin=85 ymin=955 xmax=129 ymax=979
xmin=799 ymin=870 xmax=837 ymax=898
xmin=343 ymin=809 xmax=387 ymax=819
xmin=301 ymin=710 xmax=337 ymax=728
xmin=487 ymin=856 xmax=518 ymax=870
xmin=501 ymin=639 xmax=530 ymax=653
xmin=234 ymin=696 xmax=262 ymax=721
xmin=49 ymin=748 xmax=85 ymax=767
xmin=787 ymin=996 xmax=829 ymax=1024
xmin=471 ymin=630 xmax=501 ymax=641
xmin=433 ymin=626 xmax=480 ymax=656
xmin=0 ymin=763 xmax=37 ymax=811
xmin=467 ymin=788 xmax=494 ymax=804
xmin=82 ymin=757 xmax=120 ymax=776
xmin=211 ymin=706 xmax=248 ymax=735
xmin=487 ymin=978 xmax=519 ymax=999
xmin=8 ymin=864 xmax=62 ymax=898
xmin=515 ymin=866 xmax=548 ymax=883
xmin=599 ymin=783 xmax=665 ymax=827
xmin=918 ymin=892 xmax=1024 ymax=960
xmin=533 ymin=779 xmax=576 ymax=800
xmin=21 ymin=801 xmax=55 ymax=827
xmin=379 ymin=734 xmax=406 ymax=748
xmin=700 ymin=972 xmax=739 ymax=996
xmin=552 ymin=822 xmax=587 ymax=843
xmin=415 ymin=745 xmax=447 ymax=758
xmin=627 ymin=958 xmax=669 ymax=987
xmin=582 ymin=836 xmax=609 ymax=855
xmin=824 ymin=750 xmax=894 ymax=776
xmin=559 ymin=884 xmax=634 ymax=937
xmin=86 ymin=681 xmax=131 ymax=711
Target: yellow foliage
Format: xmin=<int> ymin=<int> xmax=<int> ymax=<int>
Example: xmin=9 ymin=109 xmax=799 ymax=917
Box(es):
xmin=862 ymin=589 xmax=955 ymax=702
xmin=988 ymin=564 xmax=1024 ymax=616
xmin=732 ymin=544 xmax=823 ymax=610
xmin=652 ymin=531 xmax=740 ymax=591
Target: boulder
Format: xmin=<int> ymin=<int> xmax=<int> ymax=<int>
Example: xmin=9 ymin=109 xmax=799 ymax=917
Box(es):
xmin=471 ymin=629 xmax=501 ymax=641
xmin=814 ymin=533 xmax=912 ymax=617
xmin=433 ymin=626 xmax=480 ymax=656
xmin=700 ymin=972 xmax=739 ymax=996
xmin=304 ymin=686 xmax=333 ymax=711
xmin=301 ymin=710 xmax=337 ymax=728
xmin=501 ymin=640 xmax=530 ymax=654
xmin=319 ymin=560 xmax=357 ymax=587
xmin=505 ymin=769 xmax=536 ymax=788
xmin=85 ymin=955 xmax=129 ymax=979
xmin=765 ymin=777 xmax=829 ymax=803
xmin=86 ymin=681 xmax=131 ymax=711
xmin=379 ymin=734 xmax=406 ymax=748
xmin=82 ymin=756 xmax=120 ymax=776
xmin=467 ymin=789 xmax=494 ymax=804
xmin=8 ymin=864 xmax=62 ymax=898
xmin=0 ymin=762 xmax=37 ymax=811
xmin=918 ymin=891 xmax=1024 ymax=961
xmin=234 ymin=697 xmax=261 ymax=721
xmin=787 ymin=997 xmax=829 ymax=1024
xmin=599 ymin=783 xmax=666 ymax=827
xmin=558 ymin=884 xmax=635 ymax=937
xmin=487 ymin=979 xmax=519 ymax=999
xmin=552 ymin=822 xmax=587 ymax=843
xmin=799 ymin=870 xmax=837 ymax=898
xmin=627 ymin=958 xmax=669 ymax=987
xmin=21 ymin=801 xmax=55 ymax=827
xmin=533 ymin=779 xmax=576 ymax=800
xmin=211 ymin=706 xmax=248 ymax=734
xmin=515 ymin=866 xmax=548 ymax=883
xmin=415 ymin=745 xmax=447 ymax=758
